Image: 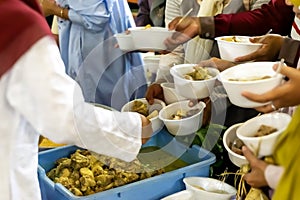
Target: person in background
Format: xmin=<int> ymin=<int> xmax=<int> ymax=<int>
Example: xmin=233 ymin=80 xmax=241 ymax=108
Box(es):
xmin=146 ymin=0 xmax=271 ymax=128
xmin=241 ymin=62 xmax=300 ymax=200
xmin=233 ymin=1 xmax=300 ymax=199
xmin=147 ymin=0 xmax=271 ymax=96
xmin=0 ymin=0 xmax=152 ymax=199
xmin=165 ymin=0 xmax=294 ymax=50
xmin=135 ymin=0 xmax=166 ymax=27
xmin=39 ymin=0 xmax=147 ymax=110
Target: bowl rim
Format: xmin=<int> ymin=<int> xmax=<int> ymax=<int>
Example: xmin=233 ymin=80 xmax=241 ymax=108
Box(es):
xmin=160 ymin=82 xmax=175 ymax=88
xmin=143 ymin=55 xmax=162 ymax=61
xmin=218 ymin=61 xmax=282 ymax=84
xmin=183 ymin=176 xmax=237 ymax=195
xmin=114 ymin=32 xmax=132 ymax=37
xmin=128 ymin=26 xmax=174 ymax=33
xmin=170 ymin=64 xmax=220 ymax=83
xmin=236 ymin=113 xmax=291 ymax=141
xmin=121 ymin=98 xmax=166 ymax=120
xmin=215 ymin=35 xmax=263 ymax=46
xmin=223 ymin=123 xmax=247 ymax=160
xmin=158 ymin=100 xmax=206 ymax=122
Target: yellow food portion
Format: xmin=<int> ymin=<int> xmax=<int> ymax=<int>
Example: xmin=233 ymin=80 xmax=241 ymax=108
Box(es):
xmin=221 ymin=36 xmax=242 ymax=42
xmin=144 ymin=24 xmax=152 ymax=29
xmin=184 ymin=66 xmax=213 ymax=81
xmin=47 ymin=149 xmax=165 ymax=196
xmin=39 ymin=136 xmax=66 ymax=148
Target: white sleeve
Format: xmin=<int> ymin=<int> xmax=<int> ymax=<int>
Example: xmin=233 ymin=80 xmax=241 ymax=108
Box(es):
xmin=155 ymin=51 xmax=184 ymax=83
xmin=264 ymin=165 xmax=284 ymax=189
xmin=164 ymin=0 xmax=182 ymax=26
xmin=6 ymin=36 xmax=142 ymax=162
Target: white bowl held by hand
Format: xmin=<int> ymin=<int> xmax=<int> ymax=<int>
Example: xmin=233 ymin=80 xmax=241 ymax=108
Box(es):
xmin=236 ymin=112 xmax=291 ymax=157
xmin=223 ymin=123 xmax=248 ymax=167
xmin=170 ymin=64 xmax=220 ymax=99
xmin=215 ymin=36 xmax=262 ymax=61
xmin=121 ymin=98 xmax=166 ymax=133
xmin=161 ymin=82 xmax=187 ymax=105
xmin=159 ymin=100 xmax=206 ymax=136
xmin=218 ymin=61 xmax=283 ymax=108
xmin=114 ymin=33 xmax=135 ymax=51
xmin=129 ymin=27 xmax=174 ymax=51
xmin=183 ymin=177 xmax=237 ymax=200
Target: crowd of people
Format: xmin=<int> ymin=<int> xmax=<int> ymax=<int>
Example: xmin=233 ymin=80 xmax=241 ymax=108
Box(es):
xmin=1 ymin=0 xmax=300 ymax=199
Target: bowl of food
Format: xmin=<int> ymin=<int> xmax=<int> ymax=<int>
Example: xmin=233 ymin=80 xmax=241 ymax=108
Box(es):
xmin=128 ymin=26 xmax=174 ymax=51
xmin=215 ymin=36 xmax=262 ymax=61
xmin=114 ymin=32 xmax=135 ymax=51
xmin=223 ymin=123 xmax=248 ymax=167
xmin=158 ymin=100 xmax=206 ymax=136
xmin=161 ymin=82 xmax=187 ymax=105
xmin=236 ymin=112 xmax=291 ymax=157
xmin=183 ymin=177 xmax=237 ymax=200
xmin=170 ymin=64 xmax=220 ymax=99
xmin=121 ymin=98 xmax=166 ymax=133
xmin=218 ymin=61 xmax=284 ymax=108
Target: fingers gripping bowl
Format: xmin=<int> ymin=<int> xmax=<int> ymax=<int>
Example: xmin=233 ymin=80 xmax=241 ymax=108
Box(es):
xmin=218 ymin=61 xmax=283 ymax=108
xmin=236 ymin=112 xmax=291 ymax=157
xmin=215 ymin=36 xmax=262 ymax=61
xmin=170 ymin=64 xmax=220 ymax=99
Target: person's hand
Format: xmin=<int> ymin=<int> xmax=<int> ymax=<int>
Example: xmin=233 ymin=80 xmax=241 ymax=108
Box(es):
xmin=145 ymin=83 xmax=164 ymax=105
xmin=198 ymin=57 xmax=237 ymax=72
xmin=140 ymin=115 xmax=152 ymax=144
xmin=39 ymin=0 xmax=57 ymax=17
xmin=242 ymin=64 xmax=300 ymax=113
xmin=164 ymin=17 xmax=201 ymax=50
xmin=242 ymin=146 xmax=269 ymax=188
xmin=235 ymin=34 xmax=284 ymax=63
xmin=188 ymin=97 xmax=211 ymax=127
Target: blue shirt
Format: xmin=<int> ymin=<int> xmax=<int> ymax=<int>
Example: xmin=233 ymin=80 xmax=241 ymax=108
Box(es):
xmin=57 ymin=0 xmax=147 ymax=110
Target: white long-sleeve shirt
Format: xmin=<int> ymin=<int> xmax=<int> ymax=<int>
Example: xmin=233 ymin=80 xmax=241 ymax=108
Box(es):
xmin=0 ymin=36 xmax=142 ymax=200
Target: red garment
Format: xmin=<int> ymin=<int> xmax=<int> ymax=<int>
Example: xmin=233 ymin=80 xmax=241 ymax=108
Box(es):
xmin=0 ymin=0 xmax=51 ymax=77
xmin=213 ymin=0 xmax=294 ymax=37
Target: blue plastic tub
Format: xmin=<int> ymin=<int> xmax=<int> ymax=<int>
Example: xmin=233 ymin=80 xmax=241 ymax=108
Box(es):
xmin=38 ymin=129 xmax=216 ymax=200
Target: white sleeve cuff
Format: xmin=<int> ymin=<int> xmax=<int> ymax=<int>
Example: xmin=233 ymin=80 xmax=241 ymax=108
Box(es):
xmin=265 ymin=165 xmax=284 ymax=189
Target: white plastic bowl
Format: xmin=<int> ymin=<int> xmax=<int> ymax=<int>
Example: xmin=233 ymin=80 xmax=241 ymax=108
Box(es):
xmin=236 ymin=112 xmax=291 ymax=157
xmin=215 ymin=36 xmax=262 ymax=61
xmin=114 ymin=33 xmax=135 ymax=51
xmin=129 ymin=27 xmax=174 ymax=51
xmin=161 ymin=82 xmax=187 ymax=105
xmin=218 ymin=61 xmax=283 ymax=108
xmin=121 ymin=98 xmax=166 ymax=133
xmin=170 ymin=64 xmax=220 ymax=99
xmin=159 ymin=100 xmax=206 ymax=136
xmin=183 ymin=177 xmax=237 ymax=200
xmin=143 ymin=55 xmax=161 ymax=74
xmin=161 ymin=190 xmax=194 ymax=200
xmin=223 ymin=123 xmax=248 ymax=167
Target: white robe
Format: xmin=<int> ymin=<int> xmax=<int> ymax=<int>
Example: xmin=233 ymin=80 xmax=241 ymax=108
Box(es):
xmin=0 ymin=36 xmax=142 ymax=200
